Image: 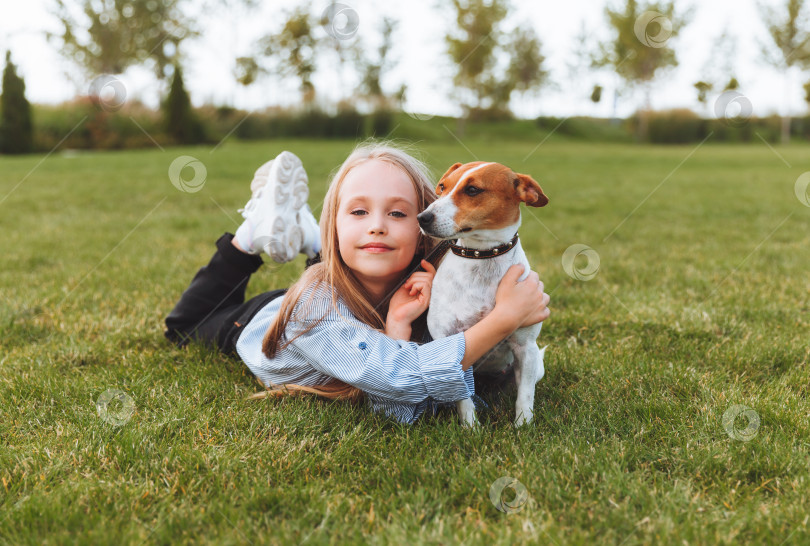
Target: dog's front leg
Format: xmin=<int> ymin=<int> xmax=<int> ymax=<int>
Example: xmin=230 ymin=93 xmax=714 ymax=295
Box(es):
xmin=456 ymin=398 xmax=478 ymax=427
xmin=511 ymin=336 xmax=546 ymax=426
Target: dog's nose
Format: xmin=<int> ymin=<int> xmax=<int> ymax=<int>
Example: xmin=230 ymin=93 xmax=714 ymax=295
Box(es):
xmin=417 ymin=211 xmax=434 ymax=227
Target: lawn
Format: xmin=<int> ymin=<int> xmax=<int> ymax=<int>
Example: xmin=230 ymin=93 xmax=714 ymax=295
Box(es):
xmin=1 ymin=134 xmax=808 ymax=544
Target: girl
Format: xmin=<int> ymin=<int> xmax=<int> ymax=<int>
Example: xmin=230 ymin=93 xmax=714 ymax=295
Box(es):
xmin=164 ymin=143 xmax=550 ymax=424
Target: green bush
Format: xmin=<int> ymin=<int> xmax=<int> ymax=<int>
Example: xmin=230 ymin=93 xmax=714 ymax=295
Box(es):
xmin=536 ymin=116 xmax=633 ymax=142
xmin=29 ymin=102 xmax=395 ymax=151
xmin=648 ymin=109 xmax=706 ymax=144
xmin=32 ymin=99 xmax=168 ymax=152
xmin=24 ymin=100 xmax=809 ymax=151
xmin=789 ymin=115 xmax=810 ymax=139
xmin=626 ymin=109 xmax=785 ymax=144
xmin=367 ymin=109 xmax=395 ymax=137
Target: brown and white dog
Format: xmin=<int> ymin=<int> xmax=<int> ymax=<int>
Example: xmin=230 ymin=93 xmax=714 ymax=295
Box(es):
xmin=417 ymin=161 xmax=549 ymax=426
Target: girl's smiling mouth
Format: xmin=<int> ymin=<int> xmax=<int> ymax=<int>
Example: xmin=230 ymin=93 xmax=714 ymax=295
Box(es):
xmin=360 ymin=242 xmax=394 ymax=253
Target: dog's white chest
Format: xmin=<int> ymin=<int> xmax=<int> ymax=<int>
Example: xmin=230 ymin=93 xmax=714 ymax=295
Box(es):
xmin=430 ymin=260 xmax=498 ymax=334
xmin=428 ymin=247 xmax=525 ymax=339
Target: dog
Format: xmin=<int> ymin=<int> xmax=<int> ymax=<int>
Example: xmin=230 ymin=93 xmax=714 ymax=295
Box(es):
xmin=416 ymin=161 xmax=549 ymax=426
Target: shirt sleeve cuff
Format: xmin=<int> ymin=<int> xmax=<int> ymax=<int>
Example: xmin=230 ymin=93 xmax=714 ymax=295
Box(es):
xmin=416 ymin=332 xmax=472 ymax=402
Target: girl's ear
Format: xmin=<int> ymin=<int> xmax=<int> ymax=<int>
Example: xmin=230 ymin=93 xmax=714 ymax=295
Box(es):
xmin=514 ymin=173 xmax=549 ymax=207
xmin=437 ymin=163 xmax=463 ymax=193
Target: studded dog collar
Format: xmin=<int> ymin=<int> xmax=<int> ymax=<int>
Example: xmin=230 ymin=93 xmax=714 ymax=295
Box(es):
xmin=449 ymin=233 xmax=519 ymax=259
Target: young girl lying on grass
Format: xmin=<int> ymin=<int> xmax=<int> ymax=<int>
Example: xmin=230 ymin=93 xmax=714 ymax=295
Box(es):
xmin=164 ymin=143 xmax=550 ymax=424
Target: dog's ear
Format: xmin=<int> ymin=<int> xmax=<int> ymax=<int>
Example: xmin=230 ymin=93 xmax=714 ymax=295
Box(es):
xmin=437 ymin=163 xmax=463 ymax=193
xmin=441 ymin=162 xmax=463 ymax=180
xmin=514 ymin=173 xmax=549 ymax=207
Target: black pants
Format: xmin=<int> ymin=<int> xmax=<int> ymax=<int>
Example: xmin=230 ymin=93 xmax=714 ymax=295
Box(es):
xmin=164 ymin=233 xmax=287 ymax=355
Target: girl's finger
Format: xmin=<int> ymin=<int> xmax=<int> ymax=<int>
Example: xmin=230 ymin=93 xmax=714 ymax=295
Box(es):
xmin=420 ymin=259 xmax=436 ymax=276
xmin=408 ymin=275 xmax=430 ymax=286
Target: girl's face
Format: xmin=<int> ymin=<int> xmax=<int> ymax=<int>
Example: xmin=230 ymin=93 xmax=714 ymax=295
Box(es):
xmin=336 ymin=159 xmax=421 ymax=293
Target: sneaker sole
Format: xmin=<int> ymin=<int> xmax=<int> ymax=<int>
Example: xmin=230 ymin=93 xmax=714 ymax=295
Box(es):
xmin=250 ymin=151 xmax=309 ymax=263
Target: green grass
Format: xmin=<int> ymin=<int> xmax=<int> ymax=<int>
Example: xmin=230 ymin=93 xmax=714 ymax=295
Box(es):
xmin=1 ymin=134 xmax=809 ymax=545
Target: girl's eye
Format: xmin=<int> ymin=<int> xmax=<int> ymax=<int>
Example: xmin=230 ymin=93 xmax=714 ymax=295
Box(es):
xmin=464 ymin=185 xmax=483 ymax=196
xmin=350 ymin=209 xmax=406 ymax=217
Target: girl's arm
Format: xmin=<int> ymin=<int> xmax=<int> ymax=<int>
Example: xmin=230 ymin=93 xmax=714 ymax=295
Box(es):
xmin=459 ymin=306 xmax=518 ymax=370
xmin=239 ymin=266 xmax=549 ymax=406
xmin=386 ymin=261 xmax=550 ymax=370
xmin=286 ymin=265 xmax=548 ymax=402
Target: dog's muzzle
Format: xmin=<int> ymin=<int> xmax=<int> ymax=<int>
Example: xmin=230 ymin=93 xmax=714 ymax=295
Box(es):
xmin=417 ymin=210 xmax=434 ymax=230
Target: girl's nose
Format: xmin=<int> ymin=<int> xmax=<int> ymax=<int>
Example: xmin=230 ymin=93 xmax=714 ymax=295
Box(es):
xmin=368 ymin=214 xmax=387 ymax=234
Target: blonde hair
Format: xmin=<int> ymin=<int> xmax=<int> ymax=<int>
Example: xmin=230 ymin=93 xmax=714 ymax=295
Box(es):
xmin=250 ymin=141 xmax=438 ymax=403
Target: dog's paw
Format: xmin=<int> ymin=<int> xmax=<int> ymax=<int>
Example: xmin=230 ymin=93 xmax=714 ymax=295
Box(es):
xmin=462 ymin=415 xmax=481 ymax=429
xmin=514 ymin=406 xmax=534 ymax=427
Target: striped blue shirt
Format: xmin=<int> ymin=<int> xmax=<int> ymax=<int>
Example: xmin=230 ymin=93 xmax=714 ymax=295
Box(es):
xmin=236 ymin=283 xmax=474 ymax=424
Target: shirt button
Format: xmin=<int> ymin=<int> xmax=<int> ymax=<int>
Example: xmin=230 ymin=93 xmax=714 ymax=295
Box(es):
xmin=358 ymin=342 xmax=367 ymax=350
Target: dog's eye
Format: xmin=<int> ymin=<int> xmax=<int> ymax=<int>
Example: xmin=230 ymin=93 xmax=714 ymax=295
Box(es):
xmin=464 ymin=185 xmax=483 ymax=196
xmin=438 ymin=183 xmax=445 ymax=193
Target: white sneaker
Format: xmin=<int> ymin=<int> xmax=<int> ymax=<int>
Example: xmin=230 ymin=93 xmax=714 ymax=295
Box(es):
xmin=297 ymin=204 xmax=321 ymax=259
xmin=237 ymin=151 xmax=318 ymax=263
xmin=249 ymin=158 xmax=275 ymax=194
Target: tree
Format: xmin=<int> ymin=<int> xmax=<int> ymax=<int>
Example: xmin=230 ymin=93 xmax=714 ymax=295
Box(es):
xmin=761 ymin=0 xmax=810 ymax=143
xmin=320 ymin=1 xmax=362 ymax=107
xmin=504 ymin=25 xmax=548 ymax=103
xmin=694 ymin=81 xmax=712 ymax=109
xmin=50 ymin=0 xmax=198 ymax=80
xmin=0 ymin=52 xmax=33 ymax=154
xmin=804 ymin=80 xmax=810 ymax=111
xmin=358 ymin=17 xmax=401 ymax=111
xmin=163 ymin=65 xmax=205 ymax=144
xmin=259 ymin=6 xmax=320 ymax=105
xmin=234 ymin=56 xmax=260 ymax=87
xmin=597 ymin=0 xmax=689 ymax=139
xmin=568 ymin=22 xmax=605 ymax=112
xmin=446 ymin=0 xmax=506 ymax=117
xmin=591 ymin=85 xmax=603 ymax=104
xmin=446 ymin=0 xmax=547 ymax=119
xmin=694 ymin=30 xmax=740 ymax=116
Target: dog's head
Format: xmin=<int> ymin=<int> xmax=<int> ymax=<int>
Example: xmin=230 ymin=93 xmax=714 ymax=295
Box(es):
xmin=416 ymin=161 xmax=548 ymax=240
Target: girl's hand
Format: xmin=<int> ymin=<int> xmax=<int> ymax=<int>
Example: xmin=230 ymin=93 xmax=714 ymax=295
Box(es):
xmin=387 ymin=260 xmax=436 ymax=326
xmin=494 ymin=264 xmax=550 ymax=329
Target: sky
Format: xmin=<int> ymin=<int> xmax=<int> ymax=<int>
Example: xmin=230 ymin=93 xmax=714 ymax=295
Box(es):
xmin=0 ymin=0 xmax=799 ymax=119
